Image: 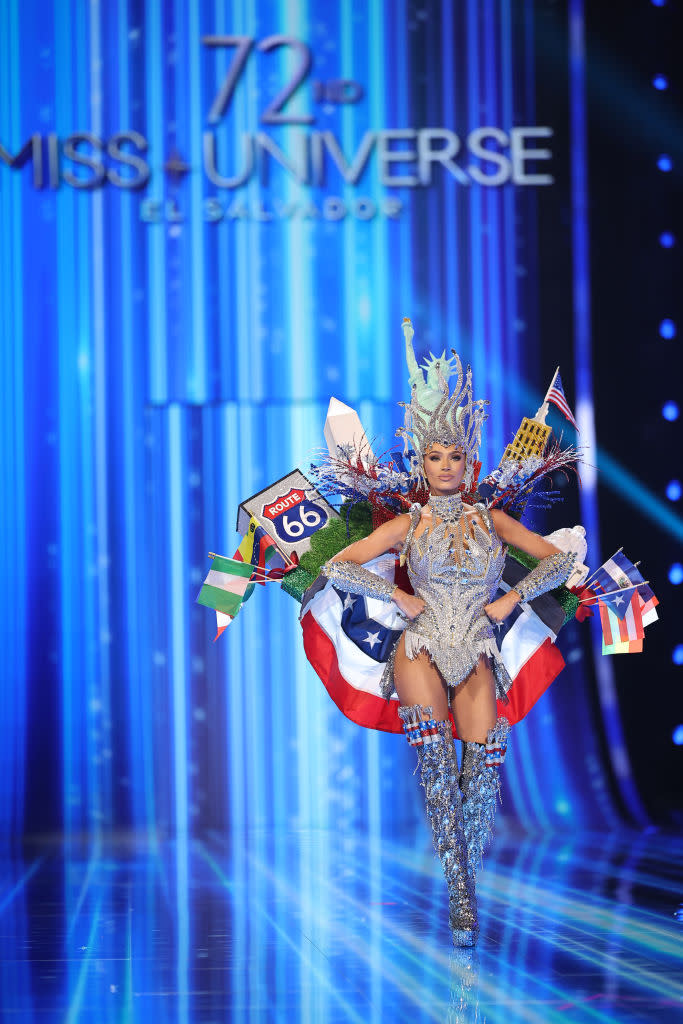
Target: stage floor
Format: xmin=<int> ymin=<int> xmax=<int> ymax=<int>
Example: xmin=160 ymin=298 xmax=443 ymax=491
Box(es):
xmin=1 ymin=826 xmax=682 ymax=1022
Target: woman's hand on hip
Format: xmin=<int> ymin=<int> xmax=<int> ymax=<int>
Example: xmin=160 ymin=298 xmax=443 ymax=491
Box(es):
xmin=483 ymin=591 xmax=520 ymax=624
xmin=392 ymin=589 xmax=426 ymax=619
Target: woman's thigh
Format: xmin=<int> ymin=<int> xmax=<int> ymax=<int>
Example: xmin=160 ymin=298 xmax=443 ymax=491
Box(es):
xmin=393 ymin=634 xmax=450 ymax=720
xmin=450 ymin=655 xmax=497 ymax=743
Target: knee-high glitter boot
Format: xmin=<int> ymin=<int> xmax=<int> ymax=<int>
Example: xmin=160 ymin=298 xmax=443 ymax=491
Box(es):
xmin=459 ymin=717 xmax=510 ymax=876
xmin=398 ymin=704 xmax=478 ymax=947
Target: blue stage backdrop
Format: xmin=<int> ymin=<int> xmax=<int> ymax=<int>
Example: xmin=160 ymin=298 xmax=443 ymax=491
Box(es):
xmin=0 ymin=0 xmax=639 ymax=838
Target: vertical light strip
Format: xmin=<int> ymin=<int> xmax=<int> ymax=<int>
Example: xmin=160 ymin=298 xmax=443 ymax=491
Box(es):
xmin=363 ymin=0 xmax=389 ymax=876
xmin=168 ymin=405 xmax=190 ymax=1020
xmin=118 ymin=0 xmax=152 ymax=831
xmin=441 ymin=1 xmax=460 ymax=345
xmin=3 ymin=0 xmax=27 ymax=834
xmin=74 ymin=1 xmax=95 ymax=834
xmin=90 ymin=0 xmax=112 ymax=834
xmin=235 ymin=0 xmax=256 ymax=404
xmin=56 ymin=1 xmax=81 ymax=836
xmin=500 ymin=0 xmax=521 ymax=404
xmin=367 ymin=0 xmax=389 ymax=400
xmin=169 ymin=406 xmax=190 ymax=834
xmin=466 ymin=0 xmax=485 ymax=389
xmin=340 ymin=0 xmax=359 ymax=396
xmin=0 ymin=0 xmax=9 ymax=831
xmin=482 ymin=0 xmax=504 ymax=465
xmin=222 ymin=403 xmax=247 ymax=841
xmin=187 ymin=0 xmax=207 ymax=401
xmin=287 ymin=2 xmax=314 ymax=404
xmin=147 ymin=0 xmax=167 ymax=401
xmin=568 ymin=0 xmax=648 ymax=825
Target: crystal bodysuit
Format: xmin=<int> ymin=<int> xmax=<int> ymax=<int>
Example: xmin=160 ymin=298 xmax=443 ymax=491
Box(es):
xmin=379 ymin=495 xmax=512 ymax=700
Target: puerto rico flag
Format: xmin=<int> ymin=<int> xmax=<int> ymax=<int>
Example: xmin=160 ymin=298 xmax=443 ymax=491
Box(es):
xmin=300 ymin=555 xmax=567 ymax=736
xmin=598 ymin=594 xmax=644 ymax=655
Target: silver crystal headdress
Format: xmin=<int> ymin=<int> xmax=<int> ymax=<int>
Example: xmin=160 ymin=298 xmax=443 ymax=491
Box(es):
xmin=396 ymin=318 xmax=489 ymax=489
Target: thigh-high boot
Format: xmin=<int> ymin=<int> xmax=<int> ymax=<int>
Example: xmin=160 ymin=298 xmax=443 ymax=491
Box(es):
xmin=459 ymin=716 xmax=510 ymax=876
xmin=398 ymin=704 xmax=478 ymax=946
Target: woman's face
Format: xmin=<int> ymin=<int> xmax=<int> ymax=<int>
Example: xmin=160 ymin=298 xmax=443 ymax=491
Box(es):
xmin=423 ymin=443 xmax=466 ymax=495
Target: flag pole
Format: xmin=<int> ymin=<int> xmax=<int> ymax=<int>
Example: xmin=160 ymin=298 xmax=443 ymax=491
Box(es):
xmin=534 ymin=367 xmax=560 ymax=424
xmin=581 ymin=547 xmax=624 ymax=589
xmin=544 ymin=367 xmax=560 ymax=405
xmin=578 ymin=579 xmax=649 ymax=604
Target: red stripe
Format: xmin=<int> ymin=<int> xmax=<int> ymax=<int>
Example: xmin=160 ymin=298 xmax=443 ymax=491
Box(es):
xmin=598 ymin=601 xmax=615 ymax=645
xmin=501 ymin=638 xmax=565 ymax=724
xmin=301 ymin=610 xmax=403 ymax=733
xmin=301 ymin=613 xmax=565 ymax=736
xmin=548 ymin=393 xmax=578 ymax=428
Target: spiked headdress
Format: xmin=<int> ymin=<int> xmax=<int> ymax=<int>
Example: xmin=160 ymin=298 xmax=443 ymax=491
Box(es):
xmin=396 ymin=318 xmax=488 ymax=489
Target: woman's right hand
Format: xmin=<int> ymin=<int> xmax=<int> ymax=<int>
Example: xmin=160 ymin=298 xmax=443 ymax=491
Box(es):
xmin=392 ymin=588 xmax=426 ymax=619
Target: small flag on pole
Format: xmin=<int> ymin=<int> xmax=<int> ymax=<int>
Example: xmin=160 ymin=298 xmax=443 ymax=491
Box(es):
xmin=591 ymin=552 xmax=658 ymax=623
xmin=196 ymin=555 xmax=255 ymax=639
xmin=234 ymin=515 xmax=285 ymax=586
xmin=584 ymin=548 xmax=658 ymax=655
xmin=546 ymin=369 xmax=579 ymax=431
xmin=599 ymin=593 xmax=644 ymax=654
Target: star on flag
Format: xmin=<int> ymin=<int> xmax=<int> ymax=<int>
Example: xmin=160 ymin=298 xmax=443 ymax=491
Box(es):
xmin=363 ymin=631 xmax=381 ymax=650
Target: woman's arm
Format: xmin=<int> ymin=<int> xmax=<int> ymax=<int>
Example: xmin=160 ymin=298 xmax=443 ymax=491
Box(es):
xmin=485 ymin=508 xmax=575 ymax=622
xmin=324 ymin=513 xmax=426 ymax=618
xmin=489 ymin=508 xmax=563 ymax=560
xmin=329 ymin=513 xmax=411 ymax=565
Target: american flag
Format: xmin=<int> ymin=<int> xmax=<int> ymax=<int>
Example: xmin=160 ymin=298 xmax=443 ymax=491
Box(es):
xmin=547 ymin=369 xmax=579 ymax=431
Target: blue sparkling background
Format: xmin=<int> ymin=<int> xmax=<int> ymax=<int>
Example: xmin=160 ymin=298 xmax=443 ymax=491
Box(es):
xmin=0 ymin=0 xmax=628 ymax=839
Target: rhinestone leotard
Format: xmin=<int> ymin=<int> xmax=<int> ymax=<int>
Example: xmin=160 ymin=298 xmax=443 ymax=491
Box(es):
xmin=379 ymin=497 xmax=512 ymax=700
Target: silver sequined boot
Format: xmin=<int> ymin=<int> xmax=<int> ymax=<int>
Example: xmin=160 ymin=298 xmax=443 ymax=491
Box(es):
xmin=399 ymin=704 xmax=478 ymax=946
xmin=459 ymin=717 xmax=511 ymax=876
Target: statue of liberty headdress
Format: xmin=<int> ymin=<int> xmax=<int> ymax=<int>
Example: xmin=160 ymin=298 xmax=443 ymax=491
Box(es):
xmin=396 ymin=318 xmax=489 ymax=490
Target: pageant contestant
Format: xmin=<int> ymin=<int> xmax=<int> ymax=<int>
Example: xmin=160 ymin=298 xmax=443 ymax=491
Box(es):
xmin=321 ymin=321 xmax=575 ymax=946
xmin=202 ymin=319 xmax=655 ymax=946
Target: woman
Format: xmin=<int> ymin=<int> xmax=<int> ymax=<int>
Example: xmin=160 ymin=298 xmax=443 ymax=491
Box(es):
xmin=321 ymin=337 xmax=575 ymax=946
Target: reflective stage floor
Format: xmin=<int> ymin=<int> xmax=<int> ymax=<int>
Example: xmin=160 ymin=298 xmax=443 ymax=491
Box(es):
xmin=1 ymin=827 xmax=682 ymax=1023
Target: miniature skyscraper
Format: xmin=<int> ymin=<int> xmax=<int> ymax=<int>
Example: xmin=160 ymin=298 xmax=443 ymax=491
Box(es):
xmin=500 ymin=368 xmax=558 ymax=463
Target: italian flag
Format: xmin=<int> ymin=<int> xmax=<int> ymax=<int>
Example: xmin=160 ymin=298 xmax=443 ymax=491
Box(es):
xmin=196 ymin=555 xmax=255 ymax=639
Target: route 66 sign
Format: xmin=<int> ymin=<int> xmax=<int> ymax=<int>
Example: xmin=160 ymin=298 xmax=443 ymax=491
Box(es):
xmin=237 ymin=469 xmax=339 ymax=558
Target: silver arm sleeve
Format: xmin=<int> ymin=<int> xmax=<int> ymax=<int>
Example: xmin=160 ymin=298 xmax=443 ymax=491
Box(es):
xmin=512 ymin=551 xmax=576 ymax=603
xmin=322 ymin=560 xmax=397 ymax=603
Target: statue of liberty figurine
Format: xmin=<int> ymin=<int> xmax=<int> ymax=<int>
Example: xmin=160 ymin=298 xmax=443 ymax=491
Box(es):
xmin=398 ymin=317 xmax=488 ymax=491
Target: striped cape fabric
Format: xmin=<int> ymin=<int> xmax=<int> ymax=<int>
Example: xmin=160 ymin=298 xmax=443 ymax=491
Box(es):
xmin=300 ymin=555 xmax=567 ymax=735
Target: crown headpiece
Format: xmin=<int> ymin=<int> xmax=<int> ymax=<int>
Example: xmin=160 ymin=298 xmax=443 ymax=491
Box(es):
xmin=396 ymin=318 xmax=489 ymax=489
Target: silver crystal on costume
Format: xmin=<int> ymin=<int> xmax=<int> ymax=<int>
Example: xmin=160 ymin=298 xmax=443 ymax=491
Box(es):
xmin=512 ymin=550 xmax=576 ymax=603
xmin=398 ymin=706 xmax=478 ymax=946
xmin=381 ymin=501 xmax=511 ymax=700
xmin=459 ymin=717 xmax=511 ymax=877
xmin=322 ymin=558 xmax=397 ymax=602
xmin=428 ymin=492 xmax=465 ymax=524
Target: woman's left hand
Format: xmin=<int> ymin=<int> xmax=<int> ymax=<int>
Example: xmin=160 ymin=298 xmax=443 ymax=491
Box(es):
xmin=484 ymin=591 xmax=520 ymax=625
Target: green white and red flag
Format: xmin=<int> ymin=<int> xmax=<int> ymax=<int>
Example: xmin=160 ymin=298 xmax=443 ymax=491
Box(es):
xmin=196 ymin=555 xmax=255 ymax=640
